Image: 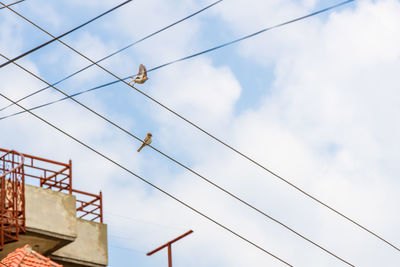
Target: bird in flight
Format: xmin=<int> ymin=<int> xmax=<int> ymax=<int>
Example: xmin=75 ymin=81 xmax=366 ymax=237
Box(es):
xmin=130 ymin=64 xmax=148 ymax=86
xmin=137 ymin=133 xmax=152 ymax=152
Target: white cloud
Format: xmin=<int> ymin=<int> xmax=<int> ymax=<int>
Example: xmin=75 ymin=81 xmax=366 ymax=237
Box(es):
xmin=2 ymin=0 xmax=400 ymax=266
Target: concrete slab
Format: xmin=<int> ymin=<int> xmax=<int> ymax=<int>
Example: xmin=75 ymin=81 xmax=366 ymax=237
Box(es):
xmin=25 ymin=185 xmax=77 ymax=238
xmin=51 ymin=219 xmax=108 ymax=267
xmin=0 ymin=185 xmax=77 ymax=258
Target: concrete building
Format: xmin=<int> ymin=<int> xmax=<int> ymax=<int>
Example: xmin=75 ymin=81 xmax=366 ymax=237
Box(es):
xmin=0 ymin=148 xmax=108 ymax=267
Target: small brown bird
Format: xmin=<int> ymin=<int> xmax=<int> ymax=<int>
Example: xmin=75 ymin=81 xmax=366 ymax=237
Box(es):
xmin=129 ymin=64 xmax=148 ymax=86
xmin=137 ymin=133 xmax=152 ymax=152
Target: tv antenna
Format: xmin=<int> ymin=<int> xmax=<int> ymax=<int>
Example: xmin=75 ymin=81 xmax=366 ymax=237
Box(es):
xmin=147 ymin=230 xmax=194 ymax=267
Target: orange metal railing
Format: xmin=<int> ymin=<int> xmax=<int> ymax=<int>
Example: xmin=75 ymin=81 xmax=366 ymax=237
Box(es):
xmin=0 ymin=148 xmax=103 ymax=224
xmin=74 ymin=189 xmax=103 ymax=223
xmin=0 ymin=150 xmax=26 ymax=250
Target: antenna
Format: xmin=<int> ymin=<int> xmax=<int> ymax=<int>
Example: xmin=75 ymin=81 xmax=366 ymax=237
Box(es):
xmin=146 ymin=230 xmax=194 ymax=267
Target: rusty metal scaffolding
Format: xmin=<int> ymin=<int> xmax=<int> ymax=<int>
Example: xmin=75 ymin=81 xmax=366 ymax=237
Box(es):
xmin=74 ymin=189 xmax=103 ymax=223
xmin=0 ymin=150 xmax=26 ymax=251
xmin=0 ymin=148 xmax=103 ymax=226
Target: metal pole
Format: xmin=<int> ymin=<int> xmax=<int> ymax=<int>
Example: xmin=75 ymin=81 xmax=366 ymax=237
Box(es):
xmin=68 ymin=159 xmax=72 ymax=194
xmin=168 ymin=244 xmax=172 ymax=267
xmin=99 ymin=191 xmax=103 ymax=223
xmin=147 ymin=230 xmax=193 ymax=267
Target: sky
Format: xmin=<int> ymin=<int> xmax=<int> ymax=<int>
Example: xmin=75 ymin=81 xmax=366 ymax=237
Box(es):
xmin=1 ymin=0 xmax=400 ymax=266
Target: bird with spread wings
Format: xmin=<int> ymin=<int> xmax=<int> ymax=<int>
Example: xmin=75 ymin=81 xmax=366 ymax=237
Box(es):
xmin=129 ymin=64 xmax=148 ymax=86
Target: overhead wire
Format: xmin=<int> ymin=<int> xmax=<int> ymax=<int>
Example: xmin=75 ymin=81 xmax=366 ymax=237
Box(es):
xmin=0 ymin=0 xmax=133 ymax=69
xmin=109 ymin=244 xmax=146 ymax=254
xmin=0 ymin=0 xmax=354 ymax=113
xmin=148 ymin=0 xmax=355 ymax=72
xmin=105 ymin=211 xmax=187 ymax=231
xmin=0 ymin=0 xmax=223 ymax=113
xmin=0 ymin=0 xmax=25 ymax=10
xmin=0 ymin=80 xmax=124 ymax=121
xmin=0 ymin=52 xmax=355 ymax=266
xmin=0 ymin=92 xmax=293 ymax=267
xmin=2 ymin=0 xmax=397 ymax=254
xmin=4 ymin=0 xmax=397 ymax=253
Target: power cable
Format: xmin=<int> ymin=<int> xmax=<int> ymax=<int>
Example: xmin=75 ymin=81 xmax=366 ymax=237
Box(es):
xmin=0 ymin=0 xmax=354 ymax=114
xmin=0 ymin=80 xmax=123 ymax=121
xmin=0 ymin=0 xmax=223 ymax=112
xmin=148 ymin=0 xmax=355 ymax=72
xmin=0 ymin=92 xmax=293 ymax=267
xmin=110 ymin=244 xmax=146 ymax=254
xmin=106 ymin=211 xmax=186 ymax=231
xmin=0 ymin=52 xmax=355 ymax=266
xmin=0 ymin=0 xmax=133 ymax=69
xmin=0 ymin=0 xmax=25 ymax=10
xmin=2 ymin=0 xmax=397 ymax=253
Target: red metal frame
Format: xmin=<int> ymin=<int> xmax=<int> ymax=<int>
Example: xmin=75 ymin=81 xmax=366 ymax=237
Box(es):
xmin=147 ymin=230 xmax=194 ymax=267
xmin=0 ymin=150 xmax=26 ymax=251
xmin=73 ymin=189 xmax=103 ymax=223
xmin=0 ymin=148 xmax=103 ymax=224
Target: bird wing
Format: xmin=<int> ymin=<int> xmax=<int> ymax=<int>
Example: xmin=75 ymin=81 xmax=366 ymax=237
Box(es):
xmin=144 ymin=136 xmax=152 ymax=145
xmin=138 ymin=64 xmax=147 ymax=76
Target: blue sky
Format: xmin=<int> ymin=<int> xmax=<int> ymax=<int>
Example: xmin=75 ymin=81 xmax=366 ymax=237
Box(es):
xmin=1 ymin=0 xmax=400 ymax=266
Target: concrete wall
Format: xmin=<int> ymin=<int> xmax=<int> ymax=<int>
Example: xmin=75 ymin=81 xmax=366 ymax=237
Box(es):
xmin=51 ymin=219 xmax=108 ymax=267
xmin=25 ymin=185 xmax=77 ymax=240
xmin=0 ymin=185 xmax=77 ymax=257
xmin=1 ymin=185 xmax=108 ymax=266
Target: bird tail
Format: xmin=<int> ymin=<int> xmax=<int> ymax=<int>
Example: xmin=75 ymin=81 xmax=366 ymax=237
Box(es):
xmin=137 ymin=143 xmax=145 ymax=152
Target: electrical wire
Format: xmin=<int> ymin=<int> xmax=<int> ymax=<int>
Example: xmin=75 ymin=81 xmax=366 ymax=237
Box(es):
xmin=110 ymin=244 xmax=146 ymax=254
xmin=106 ymin=211 xmax=186 ymax=231
xmin=0 ymin=0 xmax=353 ymax=113
xmin=0 ymin=0 xmax=133 ymax=69
xmin=149 ymin=0 xmax=355 ymax=72
xmin=0 ymin=52 xmax=355 ymax=266
xmin=0 ymin=0 xmax=25 ymax=10
xmin=0 ymin=0 xmax=223 ymax=113
xmin=2 ymin=0 xmax=397 ymax=253
xmin=0 ymin=93 xmax=293 ymax=267
xmin=0 ymin=80 xmax=124 ymax=121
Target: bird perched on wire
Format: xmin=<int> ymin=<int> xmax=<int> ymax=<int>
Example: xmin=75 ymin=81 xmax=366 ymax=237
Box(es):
xmin=129 ymin=64 xmax=148 ymax=86
xmin=137 ymin=133 xmax=152 ymax=152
